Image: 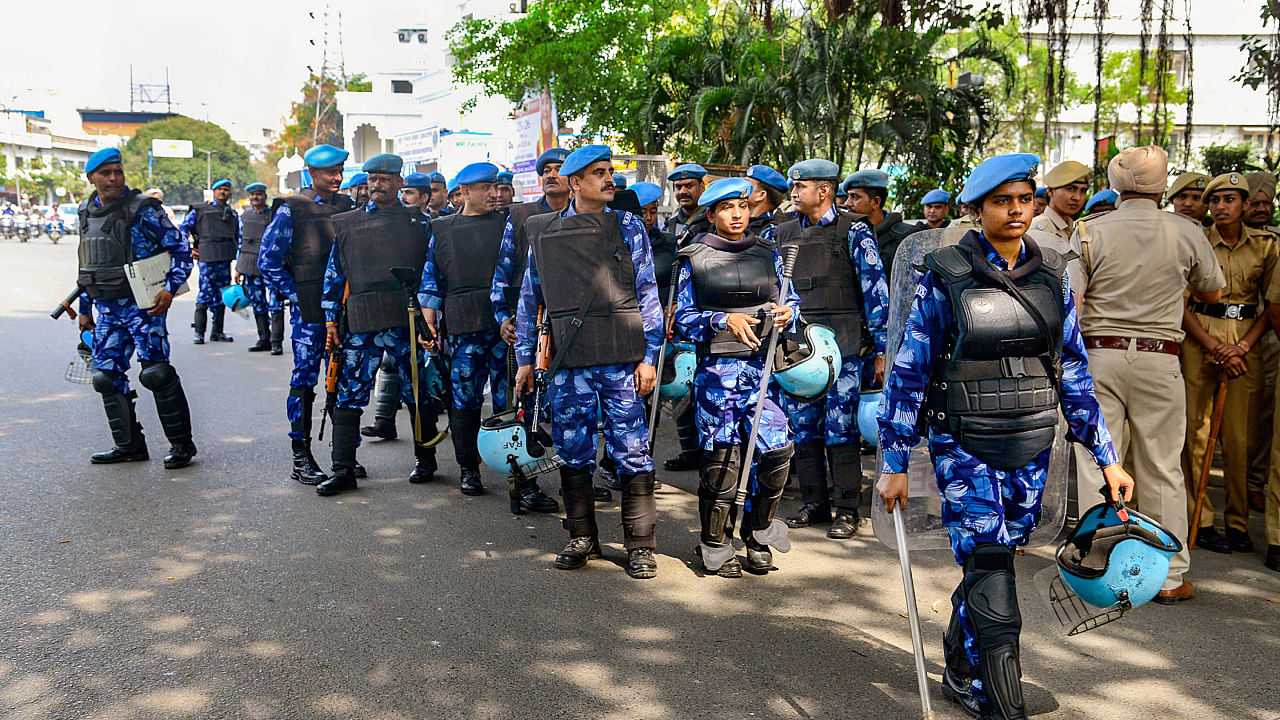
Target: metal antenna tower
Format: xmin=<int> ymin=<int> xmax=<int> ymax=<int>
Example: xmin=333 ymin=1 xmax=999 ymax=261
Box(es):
xmin=130 ymin=65 xmax=173 ymax=113
xmin=310 ymin=3 xmax=346 ymax=143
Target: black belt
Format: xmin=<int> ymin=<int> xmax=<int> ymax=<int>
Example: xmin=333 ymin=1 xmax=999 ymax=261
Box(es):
xmin=1189 ymin=302 xmax=1257 ymax=320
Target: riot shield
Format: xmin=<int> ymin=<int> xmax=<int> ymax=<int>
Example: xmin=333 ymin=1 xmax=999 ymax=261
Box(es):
xmin=871 ymin=227 xmax=1070 ymax=551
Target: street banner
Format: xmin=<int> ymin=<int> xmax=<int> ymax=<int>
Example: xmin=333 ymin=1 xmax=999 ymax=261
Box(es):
xmin=512 ymin=87 xmax=558 ymax=199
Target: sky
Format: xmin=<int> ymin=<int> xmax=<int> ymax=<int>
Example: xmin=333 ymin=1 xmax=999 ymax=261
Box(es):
xmin=0 ymin=0 xmax=396 ymax=137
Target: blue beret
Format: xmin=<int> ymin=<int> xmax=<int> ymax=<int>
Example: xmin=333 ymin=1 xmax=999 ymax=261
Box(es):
xmin=1085 ymin=188 xmax=1119 ymax=213
xmin=340 ymin=176 xmax=353 ymax=190
xmin=922 ymin=188 xmax=951 ymax=205
xmin=211 ymin=179 xmax=231 ymax=191
xmin=560 ymin=144 xmax=612 ymax=177
xmin=446 ymin=177 xmax=460 ymax=193
xmin=959 ymin=153 xmax=1040 ymax=204
xmin=455 ymin=162 xmax=499 ymax=185
xmin=837 ymin=183 xmax=848 ymax=198
xmin=789 ymin=159 xmax=841 ymax=183
xmin=403 ymin=173 xmax=431 ymax=190
xmin=842 ymin=168 xmax=890 ymax=191
xmin=362 ymin=154 xmax=403 ymax=175
xmin=303 ymin=144 xmax=348 ymax=169
xmin=612 ymin=173 xmax=627 ymax=189
xmin=1034 ymin=187 xmax=1047 ymax=198
xmin=85 ymin=148 xmax=122 ymax=174
xmin=668 ymin=163 xmax=707 ymax=181
xmin=535 ymin=148 xmax=570 ymax=176
xmin=351 ymin=172 xmax=368 ymax=186
xmin=746 ymin=164 xmax=787 ymax=194
xmin=428 ymin=172 xmax=447 ymax=185
xmin=245 ymin=182 xmax=267 ymax=193
xmin=496 ymin=171 xmax=513 ymax=186
xmin=630 ymin=181 xmax=663 ymax=208
xmin=698 ymin=177 xmax=753 ymax=209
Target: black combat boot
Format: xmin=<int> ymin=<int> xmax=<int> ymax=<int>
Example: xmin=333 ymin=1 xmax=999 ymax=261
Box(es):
xmin=597 ymin=455 xmax=623 ymax=490
xmin=248 ymin=313 xmax=271 ymax=352
xmin=90 ymin=376 xmax=148 ymax=463
xmin=697 ymin=446 xmax=742 ymax=578
xmin=269 ymin=311 xmax=284 ymax=355
xmin=785 ymin=442 xmax=831 ymax=528
xmin=941 ymin=583 xmax=982 ymax=718
xmin=828 ymin=443 xmax=862 ymax=539
xmin=192 ymin=304 xmax=208 ymax=344
xmin=511 ymin=471 xmax=559 ymax=514
xmin=742 ymin=444 xmax=792 ymax=573
xmin=318 ymin=407 xmax=361 ymax=496
xmin=452 ymin=408 xmax=486 ymax=496
xmin=409 ymin=441 xmax=437 ymax=484
xmin=138 ymin=362 xmax=197 ymax=469
xmin=963 ymin=544 xmax=1027 ymax=720
xmin=621 ymin=471 xmax=658 ymax=579
xmin=663 ymin=403 xmax=702 ymax=471
xmin=289 ymin=387 xmax=326 ymax=485
xmin=554 ymin=466 xmax=600 ymax=570
xmin=209 ymin=305 xmax=234 ymax=342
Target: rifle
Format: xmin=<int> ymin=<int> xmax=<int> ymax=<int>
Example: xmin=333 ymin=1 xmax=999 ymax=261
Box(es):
xmin=525 ymin=305 xmax=554 ymax=453
xmin=317 ymin=284 xmax=349 ymax=441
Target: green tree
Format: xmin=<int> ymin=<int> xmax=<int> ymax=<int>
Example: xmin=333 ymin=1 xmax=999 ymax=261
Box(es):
xmin=1200 ymin=143 xmax=1256 ymax=176
xmin=23 ymin=157 xmax=90 ymax=205
xmin=1094 ymin=49 xmax=1187 ymax=149
xmin=121 ymin=116 xmax=254 ymax=206
xmin=270 ymin=73 xmax=371 ymax=163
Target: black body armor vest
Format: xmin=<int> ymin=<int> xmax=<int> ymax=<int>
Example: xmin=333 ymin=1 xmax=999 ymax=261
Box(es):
xmin=776 ymin=212 xmax=870 ymax=356
xmin=432 ymin=211 xmax=506 ymax=334
xmin=679 ymin=235 xmax=778 ymax=358
xmin=279 ymin=190 xmax=354 ymax=324
xmin=236 ymin=208 xmax=271 ymax=277
xmin=334 ymin=204 xmax=429 ymax=334
xmin=875 ymin=212 xmax=924 ymax=281
xmin=747 ymin=213 xmax=777 ymax=237
xmin=77 ymin=189 xmax=158 ymax=300
xmin=501 ymin=199 xmax=558 ymax=316
xmin=527 ymin=211 xmax=646 ymax=369
xmin=650 ymin=227 xmax=678 ymax=306
xmin=921 ymin=239 xmax=1068 ymax=472
xmin=192 ymin=203 xmax=239 ymax=263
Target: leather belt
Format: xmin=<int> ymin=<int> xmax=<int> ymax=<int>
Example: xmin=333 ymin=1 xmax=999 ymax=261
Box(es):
xmin=1084 ymin=335 xmax=1181 ymax=356
xmin=1189 ymin=301 xmax=1257 ymax=320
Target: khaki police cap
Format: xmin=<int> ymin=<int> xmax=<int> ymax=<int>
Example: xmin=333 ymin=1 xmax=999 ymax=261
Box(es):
xmin=1042 ymin=160 xmax=1090 ymax=189
xmin=1203 ymin=172 xmax=1251 ymax=200
xmin=1246 ymin=171 xmax=1276 ymax=201
xmin=1166 ymin=172 xmax=1209 ymax=199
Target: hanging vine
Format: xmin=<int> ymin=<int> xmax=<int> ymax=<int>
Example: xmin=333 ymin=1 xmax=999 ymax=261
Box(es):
xmin=1135 ymin=0 xmax=1153 ymax=144
xmin=1093 ymin=0 xmax=1109 ymax=177
xmin=1026 ymin=0 xmax=1071 ymax=156
xmin=1182 ymin=0 xmax=1195 ymax=165
xmin=1152 ymin=0 xmax=1173 ymax=145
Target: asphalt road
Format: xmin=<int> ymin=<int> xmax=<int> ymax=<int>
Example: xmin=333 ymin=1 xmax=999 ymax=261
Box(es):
xmin=2 ymin=237 xmax=1278 ymax=720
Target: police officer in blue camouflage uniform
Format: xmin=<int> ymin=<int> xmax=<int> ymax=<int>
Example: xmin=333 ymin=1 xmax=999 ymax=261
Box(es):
xmin=663 ymin=163 xmax=711 ymax=473
xmin=319 ymin=154 xmax=441 ymax=497
xmin=843 ymin=168 xmax=924 ymax=283
xmin=259 ymin=144 xmax=357 ymax=485
xmin=421 ymin=161 xmax=518 ymax=497
xmin=745 ymin=164 xmax=788 ymax=241
xmin=922 ymin=188 xmax=952 ymax=229
xmin=237 ymin=182 xmax=276 ymax=352
xmin=776 ymin=160 xmax=889 ymax=540
xmin=513 ymin=145 xmax=664 ymax=579
xmin=876 ymin=153 xmax=1133 ymax=720
xmin=72 ymin=148 xmax=198 ymax=469
xmin=181 ymin=178 xmax=239 ymax=344
xmin=495 ymin=170 xmax=515 ymax=211
xmin=673 ymin=178 xmax=802 ymax=577
xmin=425 ymin=171 xmax=449 ymax=217
xmin=441 ymin=177 xmax=462 ymax=217
xmin=343 ymin=172 xmax=369 ymax=207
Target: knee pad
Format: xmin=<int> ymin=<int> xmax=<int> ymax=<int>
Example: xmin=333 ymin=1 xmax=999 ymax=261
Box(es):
xmin=699 ymin=445 xmax=741 ymax=497
xmin=91 ymin=370 xmax=121 ymax=395
xmin=138 ymin=362 xmax=178 ymax=391
xmin=962 ymin=544 xmax=1021 ymax=644
xmin=756 ymin=444 xmax=794 ymax=492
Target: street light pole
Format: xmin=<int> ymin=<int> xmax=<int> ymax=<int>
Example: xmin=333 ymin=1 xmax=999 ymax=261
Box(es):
xmin=196 ymin=148 xmax=216 ymax=189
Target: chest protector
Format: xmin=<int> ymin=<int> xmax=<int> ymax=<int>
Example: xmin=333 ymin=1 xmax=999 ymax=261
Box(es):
xmin=528 ymin=211 xmax=645 ymax=369
xmin=77 ymin=189 xmax=156 ymax=300
xmin=679 ymin=237 xmax=778 ymax=358
xmin=334 ymin=204 xmax=429 ymax=334
xmin=748 ymin=214 xmax=777 ymax=237
xmin=281 ymin=190 xmax=355 ymax=324
xmin=921 ymin=241 xmax=1068 ymax=472
xmin=650 ymin=228 xmax=678 ymax=305
xmin=776 ymin=213 xmax=869 ymax=356
xmin=502 ymin=200 xmax=557 ymax=315
xmin=237 ymin=208 xmax=271 ymax=276
xmin=432 ymin=211 xmax=506 ymax=334
xmin=192 ymin=203 xmax=240 ymax=263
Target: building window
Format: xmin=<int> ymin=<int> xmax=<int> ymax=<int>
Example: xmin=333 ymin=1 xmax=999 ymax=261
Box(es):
xmin=392 ymin=80 xmax=413 ymax=94
xmin=397 ymin=31 xmax=410 ymax=43
xmin=1168 ymin=51 xmax=1189 ymax=89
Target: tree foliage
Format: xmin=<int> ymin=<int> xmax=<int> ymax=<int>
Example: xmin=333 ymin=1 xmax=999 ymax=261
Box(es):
xmin=270 ymin=73 xmax=371 ymax=163
xmin=23 ymin=157 xmax=90 ymax=205
xmin=121 ymin=116 xmax=254 ymax=206
xmin=1200 ymin=142 xmax=1256 ymax=176
xmin=1094 ymin=49 xmax=1187 ymax=149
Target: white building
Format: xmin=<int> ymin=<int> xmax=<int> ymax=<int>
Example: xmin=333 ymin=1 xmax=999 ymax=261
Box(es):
xmin=335 ymin=2 xmax=522 ymax=175
xmin=1032 ymin=0 xmax=1275 ymax=171
xmin=0 ymin=110 xmax=98 ymax=205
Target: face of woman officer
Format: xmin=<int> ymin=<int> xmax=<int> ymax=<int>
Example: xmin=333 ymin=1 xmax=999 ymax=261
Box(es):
xmin=976 ymin=180 xmax=1035 ymax=245
xmin=708 ymin=198 xmax=750 ymax=241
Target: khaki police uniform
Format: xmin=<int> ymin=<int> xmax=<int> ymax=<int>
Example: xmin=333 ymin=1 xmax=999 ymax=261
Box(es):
xmin=1181 ymin=223 xmax=1278 ymax=534
xmin=1264 ymin=271 xmax=1280 ymax=549
xmin=1030 ymin=204 xmax=1073 ymax=242
xmin=1071 ymin=198 xmax=1224 ymax=589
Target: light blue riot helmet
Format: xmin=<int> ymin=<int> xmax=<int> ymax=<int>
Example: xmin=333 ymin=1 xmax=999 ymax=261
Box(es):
xmin=1057 ymin=501 xmax=1182 ymax=615
xmin=773 ymin=324 xmax=842 ymax=402
xmin=222 ymin=284 xmax=250 ymax=312
xmin=478 ymin=410 xmax=552 ymax=477
xmin=659 ymin=342 xmax=696 ymax=399
xmin=857 ymin=391 xmax=881 ymax=447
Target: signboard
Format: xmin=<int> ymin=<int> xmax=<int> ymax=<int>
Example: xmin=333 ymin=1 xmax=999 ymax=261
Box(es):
xmin=151 ymin=138 xmax=193 ymax=159
xmin=393 ymin=127 xmax=440 ymax=171
xmin=512 ymin=88 xmax=558 ymax=198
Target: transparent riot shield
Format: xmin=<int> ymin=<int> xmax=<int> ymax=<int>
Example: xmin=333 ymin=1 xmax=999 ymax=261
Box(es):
xmin=871 ymin=228 xmax=1070 ymax=551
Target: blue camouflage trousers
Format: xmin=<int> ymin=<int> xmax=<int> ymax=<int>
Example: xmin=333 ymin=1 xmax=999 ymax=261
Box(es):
xmin=196 ymin=260 xmax=232 ymax=307
xmin=241 ymin=274 xmax=272 ymax=315
xmin=931 ymin=433 xmax=1049 ymax=707
xmin=546 ymin=364 xmax=654 ymax=474
xmin=90 ymin=298 xmax=171 ymax=395
xmin=336 ymin=326 xmax=432 ymax=413
xmin=448 ymin=329 xmax=508 ymax=411
xmin=782 ymin=356 xmax=862 ymax=446
xmin=285 ymin=303 xmax=327 ymax=439
xmin=693 ymin=356 xmax=790 ymax=452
